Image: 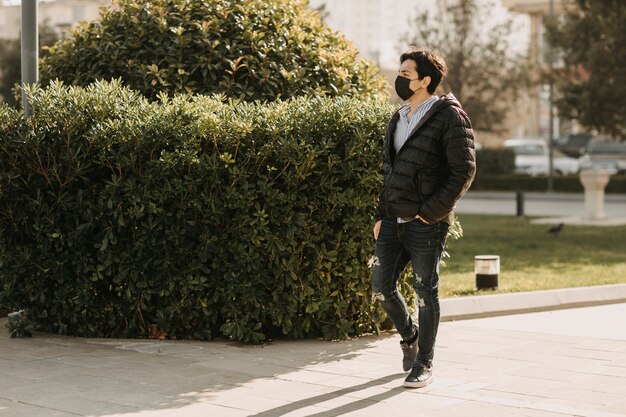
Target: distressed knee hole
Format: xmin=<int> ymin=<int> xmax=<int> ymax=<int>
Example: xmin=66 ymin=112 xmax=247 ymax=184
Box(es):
xmin=414 ymin=272 xmax=423 ymax=285
xmin=372 ymin=292 xmax=386 ymax=302
xmin=367 ymin=255 xmax=381 ymax=268
xmin=417 ymin=297 xmax=426 ymax=308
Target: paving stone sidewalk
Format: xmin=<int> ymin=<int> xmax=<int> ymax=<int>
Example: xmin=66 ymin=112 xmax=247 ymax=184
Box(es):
xmin=1 ymin=302 xmax=626 ymax=417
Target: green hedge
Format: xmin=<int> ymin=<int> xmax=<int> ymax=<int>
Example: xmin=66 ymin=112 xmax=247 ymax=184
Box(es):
xmin=41 ymin=0 xmax=386 ymax=102
xmin=472 ymin=174 xmax=626 ymax=193
xmin=475 ymin=148 xmax=515 ymax=176
xmin=473 ymin=148 xmax=515 ymax=190
xmin=0 ymin=80 xmax=395 ymax=342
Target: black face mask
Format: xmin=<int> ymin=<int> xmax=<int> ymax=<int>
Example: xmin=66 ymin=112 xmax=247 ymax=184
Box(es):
xmin=395 ymin=75 xmax=418 ymax=101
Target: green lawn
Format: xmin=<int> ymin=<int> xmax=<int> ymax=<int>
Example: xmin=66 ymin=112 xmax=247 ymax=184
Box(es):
xmin=440 ymin=214 xmax=626 ymax=298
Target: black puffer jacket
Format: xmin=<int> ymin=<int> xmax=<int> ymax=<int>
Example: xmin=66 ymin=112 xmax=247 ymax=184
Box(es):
xmin=375 ymin=93 xmax=476 ymax=225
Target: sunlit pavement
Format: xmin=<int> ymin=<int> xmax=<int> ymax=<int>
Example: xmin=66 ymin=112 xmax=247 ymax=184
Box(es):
xmin=2 ymin=301 xmax=625 ymax=417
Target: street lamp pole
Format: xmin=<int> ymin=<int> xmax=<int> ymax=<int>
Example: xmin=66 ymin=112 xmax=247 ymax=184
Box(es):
xmin=547 ymin=0 xmax=555 ymax=191
xmin=21 ymin=0 xmax=38 ymax=119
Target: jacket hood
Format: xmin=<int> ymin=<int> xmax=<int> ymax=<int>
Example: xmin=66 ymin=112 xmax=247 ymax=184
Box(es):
xmin=388 ymin=93 xmax=465 ymax=137
xmin=392 ymin=93 xmax=463 ymax=119
xmin=433 ymin=93 xmax=462 ymax=112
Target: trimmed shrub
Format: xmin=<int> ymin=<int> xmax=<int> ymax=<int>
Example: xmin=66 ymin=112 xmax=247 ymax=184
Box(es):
xmin=40 ymin=0 xmax=386 ymax=102
xmin=471 ymin=148 xmax=515 ymax=192
xmin=475 ymin=148 xmax=515 ymax=176
xmin=0 ymin=80 xmax=394 ymax=342
xmin=471 ymin=174 xmax=626 ymax=193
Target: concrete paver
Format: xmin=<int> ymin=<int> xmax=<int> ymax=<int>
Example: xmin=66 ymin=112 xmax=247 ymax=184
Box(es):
xmin=450 ymin=302 xmax=626 ymax=340
xmin=2 ymin=303 xmax=626 ymax=417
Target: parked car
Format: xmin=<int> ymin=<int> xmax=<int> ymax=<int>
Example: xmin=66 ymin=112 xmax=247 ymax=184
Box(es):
xmin=579 ymin=139 xmax=626 ymax=174
xmin=504 ymin=138 xmax=580 ymax=176
xmin=554 ymin=133 xmax=593 ymax=158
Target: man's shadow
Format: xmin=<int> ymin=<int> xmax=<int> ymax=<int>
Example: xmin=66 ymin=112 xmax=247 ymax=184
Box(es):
xmin=251 ymin=372 xmax=407 ymax=417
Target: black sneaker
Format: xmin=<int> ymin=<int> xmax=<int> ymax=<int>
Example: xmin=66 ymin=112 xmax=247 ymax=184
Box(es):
xmin=403 ymin=362 xmax=433 ymax=388
xmin=400 ymin=329 xmax=418 ymax=372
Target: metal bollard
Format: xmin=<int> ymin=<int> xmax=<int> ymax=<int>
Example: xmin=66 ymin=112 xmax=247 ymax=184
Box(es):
xmin=516 ymin=192 xmax=524 ymax=217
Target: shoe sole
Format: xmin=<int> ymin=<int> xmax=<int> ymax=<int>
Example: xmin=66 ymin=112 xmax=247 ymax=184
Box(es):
xmin=403 ymin=377 xmax=432 ymax=388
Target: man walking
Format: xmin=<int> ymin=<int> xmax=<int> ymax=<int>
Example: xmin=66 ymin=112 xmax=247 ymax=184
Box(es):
xmin=371 ymin=49 xmax=476 ymax=388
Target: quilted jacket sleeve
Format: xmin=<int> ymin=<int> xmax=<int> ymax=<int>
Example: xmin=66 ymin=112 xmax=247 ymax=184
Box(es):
xmin=418 ymin=107 xmax=476 ymax=223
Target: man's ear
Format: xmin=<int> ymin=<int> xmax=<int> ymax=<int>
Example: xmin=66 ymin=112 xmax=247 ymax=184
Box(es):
xmin=422 ymin=76 xmax=432 ymax=90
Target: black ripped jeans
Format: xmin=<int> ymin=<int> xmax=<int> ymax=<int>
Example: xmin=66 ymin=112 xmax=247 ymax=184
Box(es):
xmin=371 ymin=216 xmax=448 ymax=365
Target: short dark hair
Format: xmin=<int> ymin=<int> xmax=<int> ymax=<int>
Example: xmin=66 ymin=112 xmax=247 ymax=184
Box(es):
xmin=400 ymin=49 xmax=448 ymax=94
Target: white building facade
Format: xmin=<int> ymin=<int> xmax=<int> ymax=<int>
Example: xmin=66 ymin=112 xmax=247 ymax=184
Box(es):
xmin=308 ymin=0 xmax=421 ymax=71
xmin=0 ymin=0 xmax=110 ymax=40
xmin=502 ymin=0 xmax=576 ymax=138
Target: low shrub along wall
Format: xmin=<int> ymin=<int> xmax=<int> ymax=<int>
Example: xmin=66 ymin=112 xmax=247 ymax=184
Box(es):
xmin=475 ymin=148 xmax=515 ymax=176
xmin=0 ymin=80 xmax=394 ymax=342
xmin=472 ymin=174 xmax=626 ymax=193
